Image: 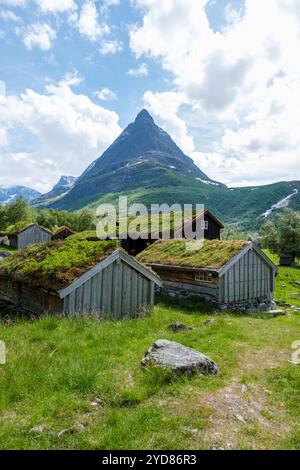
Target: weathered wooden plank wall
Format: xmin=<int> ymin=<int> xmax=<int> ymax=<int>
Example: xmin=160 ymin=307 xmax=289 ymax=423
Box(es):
xmin=63 ymin=259 xmax=153 ymax=318
xmin=16 ymin=226 xmax=52 ymax=249
xmin=219 ymin=249 xmax=273 ymax=303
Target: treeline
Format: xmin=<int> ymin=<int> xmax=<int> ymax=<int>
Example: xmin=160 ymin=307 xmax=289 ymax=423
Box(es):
xmin=0 ymin=198 xmax=95 ymax=233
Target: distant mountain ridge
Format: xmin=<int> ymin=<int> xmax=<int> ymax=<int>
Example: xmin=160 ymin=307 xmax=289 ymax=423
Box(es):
xmin=0 ymin=186 xmax=41 ymax=205
xmin=31 ymin=175 xmax=77 ymax=207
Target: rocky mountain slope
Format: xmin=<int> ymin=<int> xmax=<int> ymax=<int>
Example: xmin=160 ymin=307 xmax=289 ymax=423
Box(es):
xmin=31 ymin=176 xmax=77 ymax=208
xmin=0 ymin=186 xmax=41 ymax=205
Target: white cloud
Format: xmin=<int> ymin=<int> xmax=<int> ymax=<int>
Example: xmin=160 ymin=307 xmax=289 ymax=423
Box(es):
xmin=0 ymin=80 xmax=6 ymax=96
xmin=17 ymin=22 xmax=56 ymax=51
xmin=103 ymin=0 xmax=120 ymax=6
xmin=0 ymin=128 xmax=8 ymax=147
xmin=60 ymin=71 xmax=84 ymax=87
xmin=34 ymin=0 xmax=77 ymax=14
xmin=70 ymin=0 xmax=109 ymax=42
xmin=127 ymin=62 xmax=148 ymax=77
xmin=99 ymin=39 xmax=123 ymax=55
xmin=0 ymin=0 xmax=26 ymax=6
xmin=143 ymin=90 xmax=194 ymax=155
xmin=0 ymin=9 xmax=21 ymax=21
xmin=0 ymin=79 xmax=122 ymax=191
xmin=130 ymin=0 xmax=300 ymax=185
xmin=95 ymin=87 xmax=117 ymax=101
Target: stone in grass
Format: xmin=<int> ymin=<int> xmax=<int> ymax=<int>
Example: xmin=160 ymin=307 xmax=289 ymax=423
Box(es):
xmin=268 ymin=310 xmax=286 ymax=316
xmin=168 ymin=322 xmax=192 ymax=332
xmin=30 ymin=425 xmax=47 ymax=433
xmin=141 ymin=340 xmax=220 ymax=376
xmin=57 ymin=423 xmax=85 ymax=438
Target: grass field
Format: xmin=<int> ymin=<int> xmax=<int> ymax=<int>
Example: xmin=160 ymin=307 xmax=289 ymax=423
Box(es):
xmin=0 ymin=253 xmax=299 ymax=450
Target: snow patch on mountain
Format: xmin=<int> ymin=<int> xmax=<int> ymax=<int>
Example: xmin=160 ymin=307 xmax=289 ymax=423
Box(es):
xmin=257 ymin=188 xmax=298 ymax=219
xmin=0 ymin=186 xmax=41 ymax=205
xmin=196 ymin=178 xmax=220 ymax=187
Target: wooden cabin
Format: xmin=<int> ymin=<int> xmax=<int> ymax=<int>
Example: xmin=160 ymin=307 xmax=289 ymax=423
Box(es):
xmin=121 ymin=210 xmax=224 ymax=256
xmin=137 ymin=239 xmax=278 ymax=311
xmin=52 ymin=226 xmax=75 ymax=241
xmin=173 ymin=210 xmax=224 ymax=241
xmin=280 ymin=253 xmax=295 ymax=267
xmin=0 ymin=239 xmax=161 ymax=318
xmin=4 ymin=224 xmax=52 ymax=250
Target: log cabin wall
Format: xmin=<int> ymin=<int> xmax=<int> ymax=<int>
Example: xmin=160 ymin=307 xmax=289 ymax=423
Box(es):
xmin=0 ymin=276 xmax=63 ymax=315
xmin=150 ymin=266 xmax=219 ymax=302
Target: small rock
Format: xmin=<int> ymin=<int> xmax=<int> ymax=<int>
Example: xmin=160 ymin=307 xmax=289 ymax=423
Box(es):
xmin=76 ymin=423 xmax=85 ymax=432
xmin=268 ymin=309 xmax=286 ymax=316
xmin=203 ymin=319 xmax=214 ymax=326
xmin=57 ymin=423 xmax=85 ymax=438
xmin=168 ymin=322 xmax=192 ymax=332
xmin=294 ymin=281 xmax=300 ymax=286
xmin=183 ymin=426 xmax=198 ymax=434
xmin=57 ymin=428 xmax=70 ymax=439
xmin=30 ymin=425 xmax=47 ymax=433
xmin=258 ymin=303 xmax=268 ymax=312
xmin=241 ymin=384 xmax=248 ymax=394
xmin=235 ymin=414 xmax=246 ymax=423
xmin=141 ymin=340 xmax=220 ymax=376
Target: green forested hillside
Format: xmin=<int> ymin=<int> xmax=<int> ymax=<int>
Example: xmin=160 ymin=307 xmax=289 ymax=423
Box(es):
xmin=77 ymin=177 xmax=300 ymax=231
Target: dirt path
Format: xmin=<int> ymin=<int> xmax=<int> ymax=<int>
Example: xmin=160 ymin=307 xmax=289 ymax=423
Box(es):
xmin=200 ymin=347 xmax=291 ymax=450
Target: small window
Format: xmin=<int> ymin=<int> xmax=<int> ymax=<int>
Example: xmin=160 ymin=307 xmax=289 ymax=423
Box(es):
xmin=201 ymin=220 xmax=209 ymax=230
xmin=195 ymin=272 xmax=213 ymax=283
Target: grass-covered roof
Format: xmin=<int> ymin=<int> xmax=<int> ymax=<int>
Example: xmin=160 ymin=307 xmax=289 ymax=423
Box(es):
xmin=136 ymin=239 xmax=249 ymax=270
xmin=0 ymin=222 xmax=52 ymax=237
xmin=0 ymin=238 xmax=119 ymax=291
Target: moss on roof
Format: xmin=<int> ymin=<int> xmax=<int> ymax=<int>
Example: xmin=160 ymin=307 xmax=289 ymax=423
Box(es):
xmin=53 ymin=226 xmax=75 ymax=235
xmin=136 ymin=239 xmax=249 ymax=270
xmin=0 ymin=222 xmax=52 ymax=237
xmin=0 ymin=238 xmax=119 ymax=291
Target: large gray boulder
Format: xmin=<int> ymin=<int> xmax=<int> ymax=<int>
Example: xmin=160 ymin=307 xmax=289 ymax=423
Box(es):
xmin=141 ymin=340 xmax=220 ymax=376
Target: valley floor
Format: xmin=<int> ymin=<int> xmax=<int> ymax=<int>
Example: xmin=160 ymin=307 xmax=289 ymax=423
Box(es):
xmin=0 ymin=256 xmax=299 ymax=450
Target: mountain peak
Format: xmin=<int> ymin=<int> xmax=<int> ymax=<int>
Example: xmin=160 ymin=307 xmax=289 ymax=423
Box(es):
xmin=134 ymin=109 xmax=154 ymax=125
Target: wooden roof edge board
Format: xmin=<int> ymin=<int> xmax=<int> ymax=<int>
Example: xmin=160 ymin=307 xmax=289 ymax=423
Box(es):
xmin=218 ymin=242 xmax=253 ymax=277
xmin=197 ymin=210 xmax=224 ymax=229
xmin=53 ymin=226 xmax=75 ymax=235
xmin=172 ymin=210 xmax=224 ymax=237
xmin=7 ymin=223 xmax=53 ymax=237
xmin=252 ymin=243 xmax=279 ymax=273
xmin=118 ymin=250 xmax=162 ymax=286
xmin=218 ymin=242 xmax=278 ymax=277
xmin=58 ymin=250 xmax=120 ymax=298
xmin=143 ymin=262 xmax=219 ymax=274
xmin=58 ymin=249 xmax=161 ymax=299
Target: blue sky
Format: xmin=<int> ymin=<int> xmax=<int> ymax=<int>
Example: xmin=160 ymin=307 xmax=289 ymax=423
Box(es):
xmin=0 ymin=0 xmax=300 ymax=192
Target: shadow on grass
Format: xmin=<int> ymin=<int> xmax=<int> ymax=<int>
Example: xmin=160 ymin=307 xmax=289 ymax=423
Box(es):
xmin=155 ymin=295 xmax=217 ymax=315
xmin=155 ymin=295 xmax=285 ymax=320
